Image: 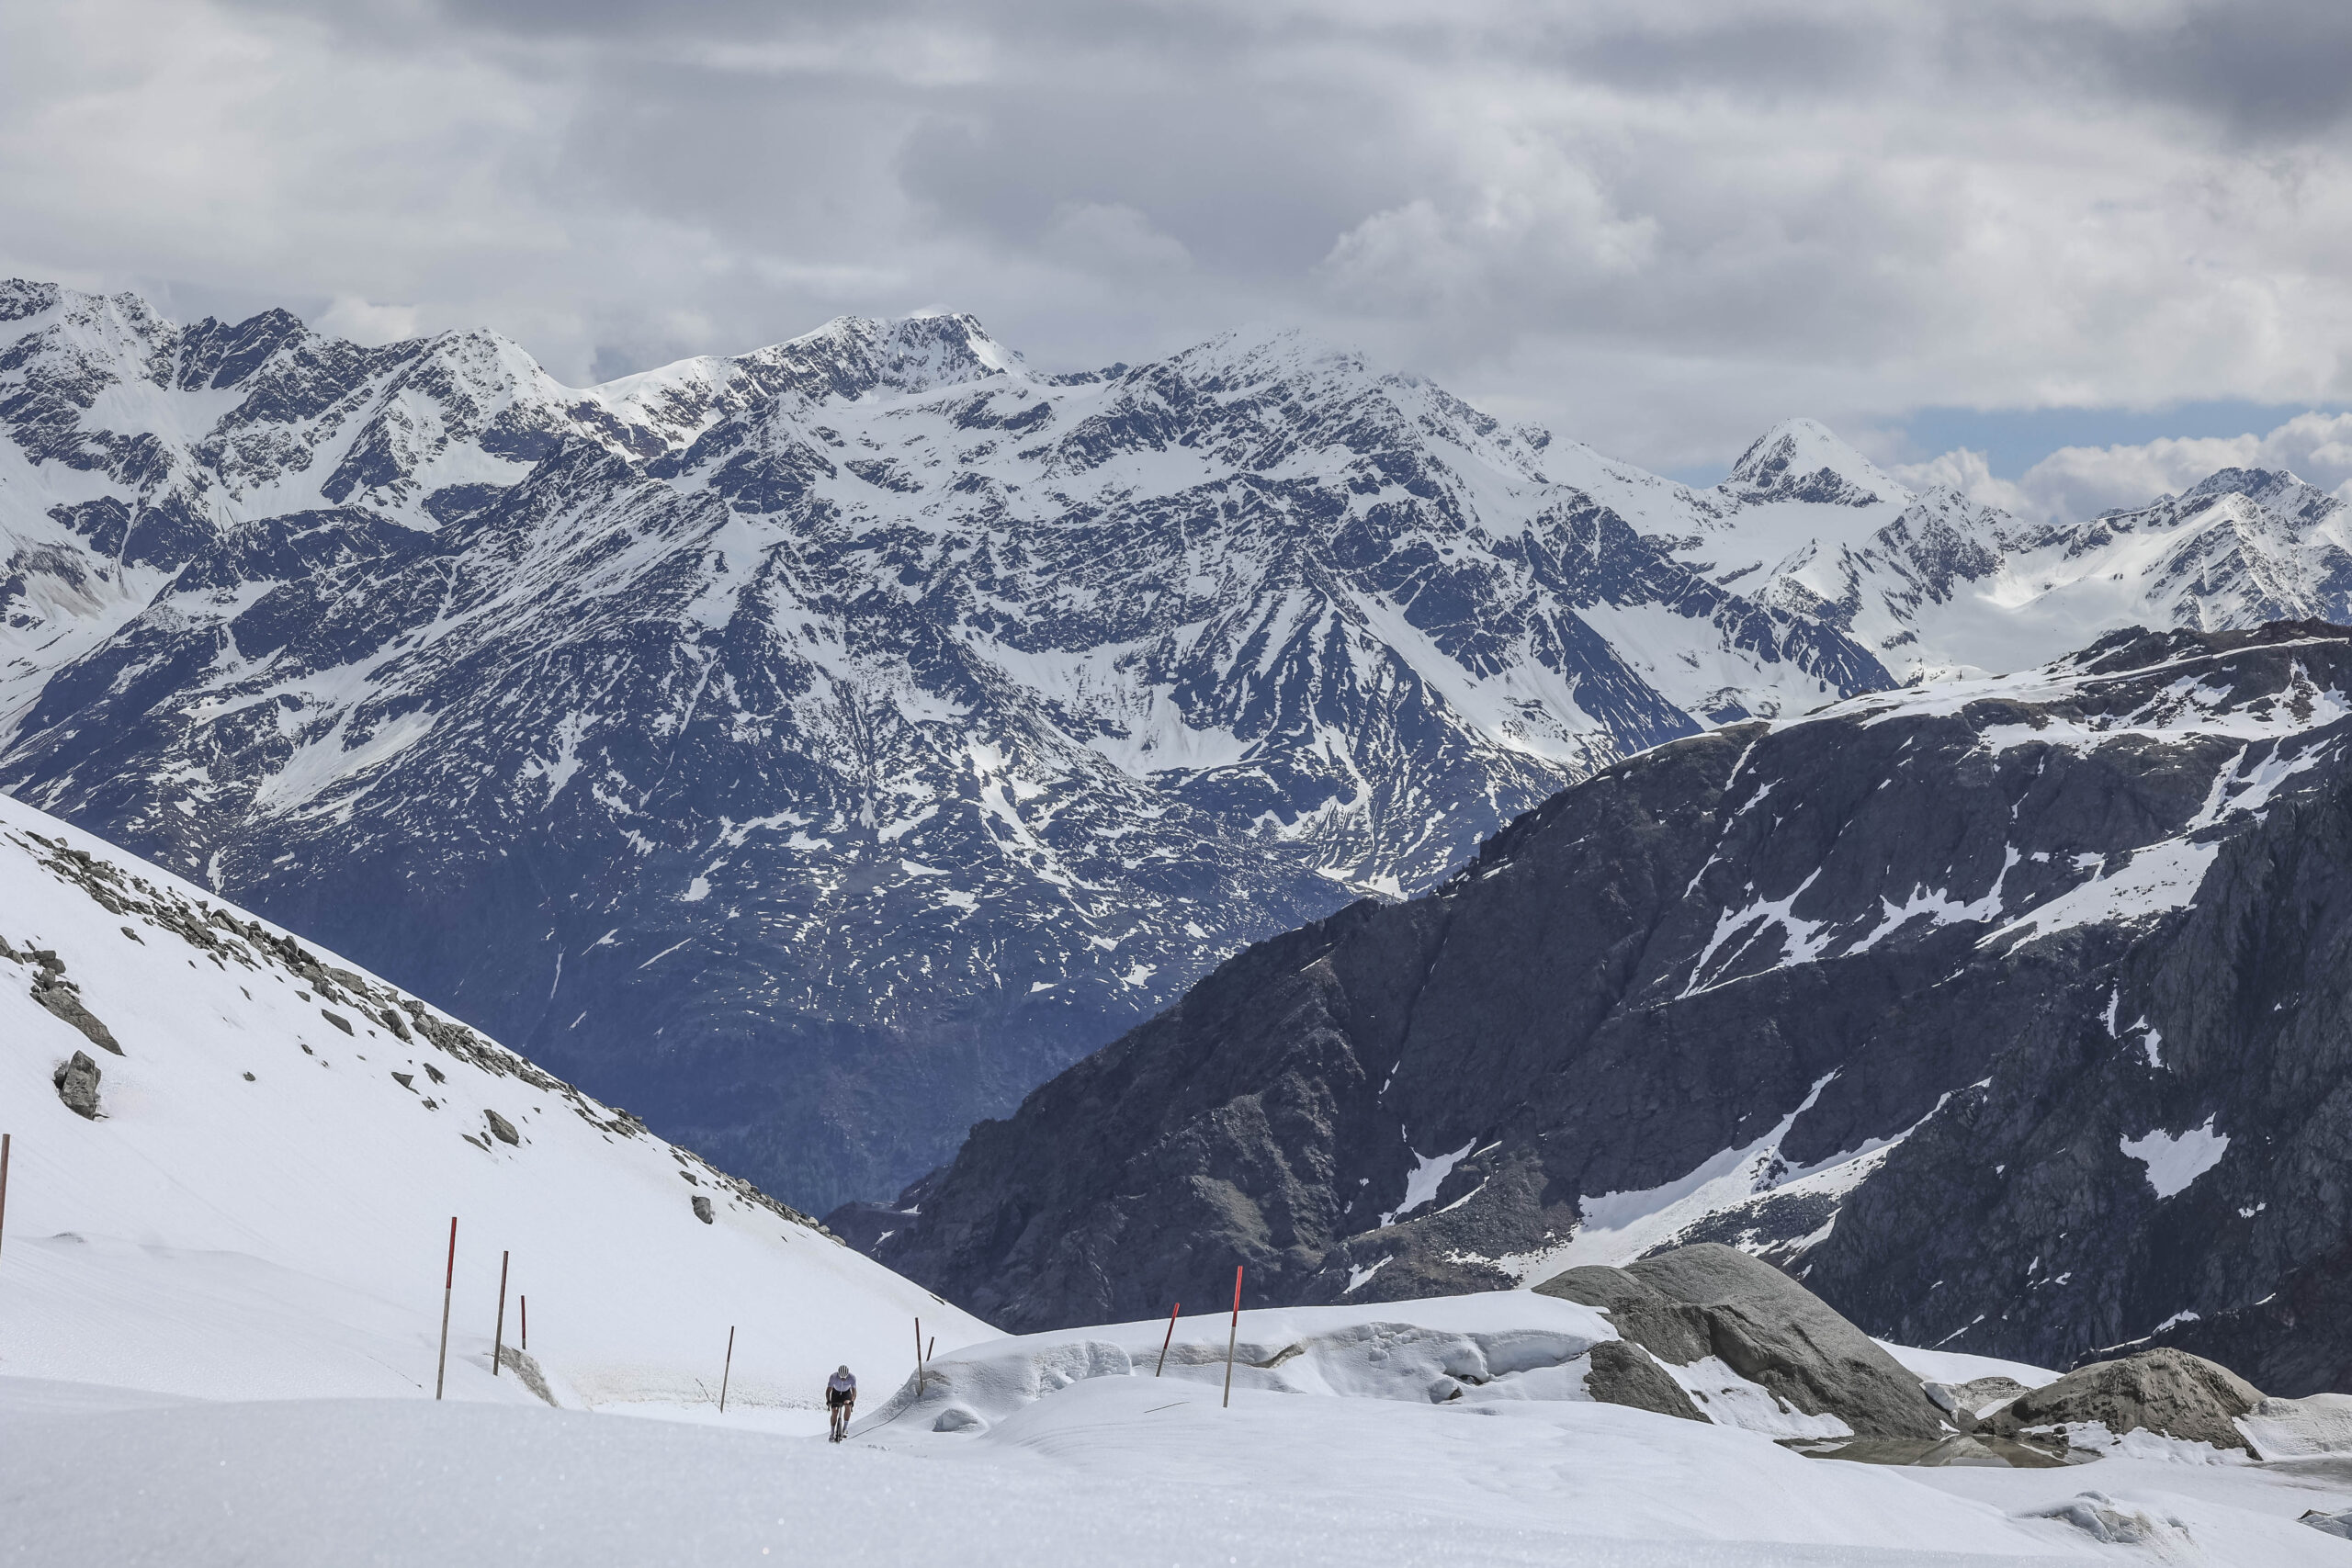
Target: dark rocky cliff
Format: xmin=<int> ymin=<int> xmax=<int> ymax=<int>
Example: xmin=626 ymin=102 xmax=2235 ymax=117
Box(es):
xmin=861 ymin=622 xmax=2352 ymax=1395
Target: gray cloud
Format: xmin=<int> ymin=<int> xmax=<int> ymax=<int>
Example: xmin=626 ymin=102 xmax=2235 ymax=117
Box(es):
xmin=6 ymin=0 xmax=2351 ymax=475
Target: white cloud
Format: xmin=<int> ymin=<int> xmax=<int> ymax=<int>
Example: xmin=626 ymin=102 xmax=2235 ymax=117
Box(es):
xmin=1898 ymin=412 xmax=2352 ymax=525
xmin=6 ymin=0 xmax=2352 ymax=471
xmin=315 ymin=297 xmax=424 ymax=345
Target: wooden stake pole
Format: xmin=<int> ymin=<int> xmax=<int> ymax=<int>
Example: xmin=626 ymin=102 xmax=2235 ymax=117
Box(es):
xmin=492 ymin=1249 xmax=511 ymax=1376
xmin=520 ymin=1294 xmax=527 ymax=1351
xmin=914 ymin=1316 xmax=924 ymax=1393
xmin=1222 ymin=1266 xmax=1243 ymax=1409
xmin=0 ymin=1134 xmax=13 ymax=1269
xmin=1155 ymin=1302 xmax=1181 ymax=1376
xmin=434 ymin=1216 xmax=457 ymax=1400
xmin=719 ymin=1325 xmax=736 ymax=1413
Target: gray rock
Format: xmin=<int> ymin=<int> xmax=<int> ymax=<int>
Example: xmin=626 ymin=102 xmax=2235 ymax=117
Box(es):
xmin=52 ymin=1049 xmax=101 ymax=1118
xmin=320 ymin=1009 xmax=353 ymax=1035
xmin=2024 ymin=1492 xmax=2166 ymax=1545
xmin=2302 ymin=1508 xmax=2352 ymax=1540
xmin=33 ymin=980 xmax=120 ymax=1055
xmin=1571 ymin=1243 xmax=1947 ymax=1439
xmin=1955 ymin=1375 xmax=2030 ymax=1417
xmin=485 ymin=1109 xmax=520 ymax=1145
xmin=1583 ymin=1339 xmax=1706 ymax=1422
xmin=1536 ymin=1266 xmax=1711 ymax=1365
xmin=1990 ymin=1348 xmax=2262 ymax=1451
xmin=691 ymin=1195 xmax=715 ymax=1224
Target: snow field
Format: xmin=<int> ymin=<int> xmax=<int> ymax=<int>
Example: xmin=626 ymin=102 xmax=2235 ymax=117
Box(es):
xmin=10 ymin=1357 xmax=2352 ymax=1566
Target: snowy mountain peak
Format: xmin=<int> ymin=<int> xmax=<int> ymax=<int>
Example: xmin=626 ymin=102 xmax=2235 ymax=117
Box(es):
xmin=753 ymin=310 xmax=1026 ymax=403
xmin=2175 ymin=466 xmax=2344 ymax=529
xmin=1721 ymin=417 xmax=1906 ymax=510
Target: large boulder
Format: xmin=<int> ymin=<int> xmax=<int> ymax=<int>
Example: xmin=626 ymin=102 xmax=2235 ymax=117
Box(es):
xmin=1538 ymin=1266 xmax=1711 ymax=1365
xmin=52 ymin=1049 xmax=102 ymax=1118
xmin=1538 ymin=1243 xmax=1946 ymax=1438
xmin=1990 ymin=1348 xmax=2261 ymax=1452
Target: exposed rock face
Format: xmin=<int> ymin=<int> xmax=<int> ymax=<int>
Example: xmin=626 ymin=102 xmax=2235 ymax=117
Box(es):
xmin=866 ymin=624 xmax=2352 ymax=1397
xmin=1990 ymin=1348 xmax=2262 ymax=1451
xmin=1537 ymin=1267 xmax=1713 ymax=1367
xmin=1581 ymin=1340 xmax=1706 ymax=1422
xmin=51 ymin=1048 xmax=101 ymax=1117
xmin=1541 ymin=1245 xmax=1943 ymax=1438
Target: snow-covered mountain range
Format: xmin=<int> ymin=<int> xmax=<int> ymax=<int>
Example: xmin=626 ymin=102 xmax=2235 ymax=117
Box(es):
xmin=0 ymin=783 xmax=987 ymax=1405
xmin=7 ymin=277 xmax=2352 ymax=1211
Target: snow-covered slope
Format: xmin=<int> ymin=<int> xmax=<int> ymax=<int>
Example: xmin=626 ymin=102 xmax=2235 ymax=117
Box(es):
xmin=0 ymin=787 xmax=990 ymax=1407
xmin=8 ymin=280 xmax=2352 ymax=1213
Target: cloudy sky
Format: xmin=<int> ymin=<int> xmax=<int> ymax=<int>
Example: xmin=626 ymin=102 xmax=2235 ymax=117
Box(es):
xmin=6 ymin=0 xmax=2351 ymax=518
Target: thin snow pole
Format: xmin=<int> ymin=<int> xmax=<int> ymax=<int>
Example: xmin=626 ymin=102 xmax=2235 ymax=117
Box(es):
xmin=914 ymin=1316 xmax=924 ymax=1393
xmin=1222 ymin=1266 xmax=1243 ymax=1409
xmin=520 ymin=1294 xmax=527 ymax=1351
xmin=926 ymin=1336 xmax=935 ymax=1366
xmin=719 ymin=1325 xmax=736 ymax=1413
xmin=434 ymin=1216 xmax=457 ymax=1400
xmin=492 ymin=1249 xmax=510 ymax=1376
xmin=0 ymin=1134 xmax=12 ymax=1269
xmin=1155 ymin=1302 xmax=1181 ymax=1376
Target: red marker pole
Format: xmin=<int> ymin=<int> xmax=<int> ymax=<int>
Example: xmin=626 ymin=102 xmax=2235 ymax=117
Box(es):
xmin=719 ymin=1325 xmax=736 ymax=1413
xmin=435 ymin=1222 xmax=456 ymax=1401
xmin=1155 ymin=1302 xmax=1181 ymax=1377
xmin=492 ymin=1250 xmax=511 ymax=1376
xmin=1221 ymin=1266 xmax=1243 ymax=1408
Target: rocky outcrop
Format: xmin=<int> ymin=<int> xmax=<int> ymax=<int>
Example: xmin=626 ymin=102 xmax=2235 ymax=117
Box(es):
xmin=52 ymin=1049 xmax=102 ymax=1118
xmin=1542 ymin=1245 xmax=1945 ymax=1438
xmin=1582 ymin=1340 xmax=1705 ymax=1422
xmin=1990 ymin=1348 xmax=2261 ymax=1452
xmin=867 ymin=624 xmax=2352 ymax=1399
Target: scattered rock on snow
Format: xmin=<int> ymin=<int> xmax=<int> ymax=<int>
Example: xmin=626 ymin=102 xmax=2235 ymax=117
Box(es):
xmin=31 ymin=971 xmax=121 ymax=1055
xmin=486 ymin=1109 xmax=520 ymax=1145
xmin=52 ymin=1049 xmax=102 ymax=1118
xmin=321 ymin=1009 xmax=353 ymax=1034
xmin=1990 ymin=1348 xmax=2262 ymax=1452
xmin=691 ymin=1195 xmax=715 ymax=1224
